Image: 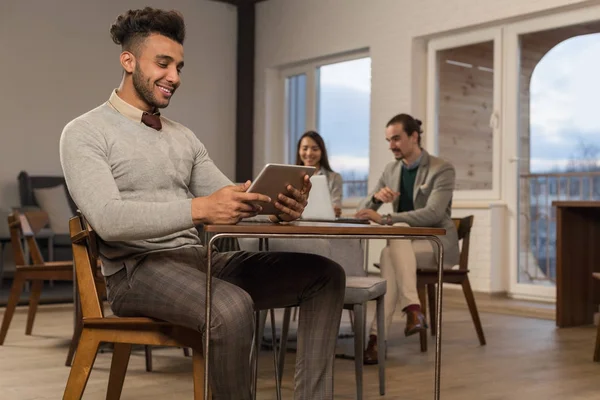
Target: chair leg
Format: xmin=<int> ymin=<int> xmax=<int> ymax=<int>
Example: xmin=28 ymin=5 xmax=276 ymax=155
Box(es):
xmin=62 ymin=329 xmax=100 ymax=400
xmin=183 ymin=347 xmax=191 ymax=357
xmin=66 ymin=313 xmax=84 ymax=366
xmin=278 ymin=307 xmax=292 ymax=384
xmin=0 ymin=274 xmax=25 ymax=345
xmin=461 ymin=277 xmax=486 ymax=345
xmin=25 ymin=280 xmax=43 ymax=335
xmin=353 ymin=303 xmax=364 ymax=400
xmin=427 ymin=284 xmax=437 ymax=337
xmin=416 ymin=282 xmax=428 ymax=353
xmin=258 ymin=309 xmax=267 ymax=348
xmin=291 ymin=306 xmax=298 ymax=322
xmin=594 ymin=319 xmax=600 ymax=362
xmin=376 ymin=296 xmax=386 ymax=395
xmin=250 ymin=309 xmax=267 ymax=374
xmin=192 ymin=348 xmax=209 ymax=399
xmin=269 ymin=309 xmax=282 ymax=400
xmin=106 ymin=343 xmax=132 ymax=400
xmin=348 ymin=309 xmax=355 ymax=332
xmin=144 ymin=346 xmax=153 ymax=372
xmin=251 ymin=311 xmax=262 ymax=400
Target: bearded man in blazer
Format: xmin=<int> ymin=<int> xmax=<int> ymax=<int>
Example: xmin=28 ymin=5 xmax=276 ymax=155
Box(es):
xmin=355 ymin=113 xmax=460 ymax=364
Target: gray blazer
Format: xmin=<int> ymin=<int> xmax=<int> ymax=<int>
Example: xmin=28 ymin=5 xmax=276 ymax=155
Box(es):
xmin=318 ymin=169 xmax=343 ymax=207
xmin=357 ymin=150 xmax=460 ymax=266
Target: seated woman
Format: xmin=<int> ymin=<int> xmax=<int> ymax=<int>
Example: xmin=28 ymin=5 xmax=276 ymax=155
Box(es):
xmin=296 ymin=131 xmax=343 ymax=217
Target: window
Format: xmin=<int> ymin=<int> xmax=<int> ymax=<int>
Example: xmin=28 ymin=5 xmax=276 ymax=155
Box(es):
xmin=282 ymin=53 xmax=371 ymax=203
xmin=317 ymin=58 xmax=371 ymax=199
xmin=427 ymin=28 xmax=502 ymax=200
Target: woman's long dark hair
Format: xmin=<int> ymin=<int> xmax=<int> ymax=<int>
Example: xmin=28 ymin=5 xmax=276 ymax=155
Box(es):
xmin=295 ymin=131 xmax=334 ymax=172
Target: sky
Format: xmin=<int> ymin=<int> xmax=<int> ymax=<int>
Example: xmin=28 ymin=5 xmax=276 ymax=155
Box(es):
xmin=529 ymin=33 xmax=600 ymax=172
xmin=318 ymin=57 xmax=371 ymax=177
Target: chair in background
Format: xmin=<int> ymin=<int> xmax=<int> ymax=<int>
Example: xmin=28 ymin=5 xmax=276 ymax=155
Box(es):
xmin=593 ymin=272 xmax=600 ymax=362
xmin=17 ymin=171 xmax=76 ymax=261
xmin=0 ymin=210 xmax=73 ymax=345
xmin=416 ymin=215 xmax=486 ymax=351
xmin=63 ymin=212 xmax=207 ymax=399
xmin=373 ymin=216 xmax=485 ymax=352
xmin=0 ymin=208 xmax=13 ymax=288
xmin=240 ymin=237 xmax=386 ymax=400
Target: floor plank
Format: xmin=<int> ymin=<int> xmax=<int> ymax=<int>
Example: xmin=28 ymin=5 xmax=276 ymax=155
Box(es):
xmin=1 ymin=301 xmax=599 ymax=399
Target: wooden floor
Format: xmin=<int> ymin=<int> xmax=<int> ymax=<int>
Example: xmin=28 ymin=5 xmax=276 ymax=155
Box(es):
xmin=1 ymin=300 xmax=599 ymax=399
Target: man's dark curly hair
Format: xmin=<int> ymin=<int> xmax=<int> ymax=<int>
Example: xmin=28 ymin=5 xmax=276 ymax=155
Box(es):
xmin=109 ymin=7 xmax=186 ymax=55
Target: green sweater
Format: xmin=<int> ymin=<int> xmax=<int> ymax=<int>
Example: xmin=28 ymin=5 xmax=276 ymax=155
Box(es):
xmin=397 ymin=166 xmax=418 ymax=212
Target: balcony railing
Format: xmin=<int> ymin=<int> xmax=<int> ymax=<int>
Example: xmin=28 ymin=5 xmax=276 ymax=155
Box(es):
xmin=519 ymin=171 xmax=600 ymax=284
xmin=342 ymin=179 xmax=369 ymax=199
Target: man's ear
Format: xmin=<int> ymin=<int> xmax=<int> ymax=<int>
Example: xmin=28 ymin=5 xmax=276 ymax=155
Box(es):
xmin=120 ymin=51 xmax=135 ymax=74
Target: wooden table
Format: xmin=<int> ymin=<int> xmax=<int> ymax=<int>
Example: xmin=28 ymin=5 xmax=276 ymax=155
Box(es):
xmin=203 ymin=221 xmax=446 ymax=400
xmin=554 ymin=201 xmax=600 ymax=327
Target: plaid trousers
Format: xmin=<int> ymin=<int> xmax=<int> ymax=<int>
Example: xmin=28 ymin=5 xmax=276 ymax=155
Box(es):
xmin=105 ymin=246 xmax=346 ymax=400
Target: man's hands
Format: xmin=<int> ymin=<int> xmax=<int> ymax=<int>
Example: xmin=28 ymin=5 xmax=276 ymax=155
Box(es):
xmin=192 ymin=181 xmax=271 ymax=225
xmin=269 ymin=174 xmax=312 ymax=223
xmin=191 ymin=175 xmax=312 ymax=225
xmin=355 ymin=209 xmax=383 ymax=224
xmin=374 ymin=186 xmax=399 ymax=204
xmin=334 ymin=206 xmax=342 ymax=218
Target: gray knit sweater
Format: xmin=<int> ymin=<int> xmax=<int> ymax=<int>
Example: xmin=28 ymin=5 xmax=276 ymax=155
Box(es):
xmin=59 ymin=103 xmax=232 ymax=275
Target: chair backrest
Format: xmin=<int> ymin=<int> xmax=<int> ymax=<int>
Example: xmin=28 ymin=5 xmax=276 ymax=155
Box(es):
xmin=69 ymin=211 xmax=103 ymax=319
xmin=18 ymin=171 xmax=78 ymax=214
xmin=7 ymin=210 xmax=49 ymax=266
xmin=452 ymin=215 xmax=474 ymax=271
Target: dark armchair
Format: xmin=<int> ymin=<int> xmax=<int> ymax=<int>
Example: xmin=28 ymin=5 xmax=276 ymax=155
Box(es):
xmin=17 ymin=171 xmax=75 ymax=261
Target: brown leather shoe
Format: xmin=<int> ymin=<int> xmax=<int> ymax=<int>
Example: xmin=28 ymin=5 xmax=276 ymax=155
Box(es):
xmin=404 ymin=309 xmax=427 ymax=337
xmin=363 ymin=334 xmax=378 ymax=365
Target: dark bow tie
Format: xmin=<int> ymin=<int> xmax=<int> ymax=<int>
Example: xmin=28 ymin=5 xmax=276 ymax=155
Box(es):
xmin=142 ymin=112 xmax=162 ymax=131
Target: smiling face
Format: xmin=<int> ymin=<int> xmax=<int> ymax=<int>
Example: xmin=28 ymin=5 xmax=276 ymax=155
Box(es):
xmin=122 ymin=33 xmax=184 ymax=111
xmin=299 ymin=136 xmax=323 ymax=168
xmin=385 ymin=122 xmax=419 ymax=160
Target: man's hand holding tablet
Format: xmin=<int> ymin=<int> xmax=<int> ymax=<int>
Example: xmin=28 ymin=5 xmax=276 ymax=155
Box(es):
xmin=245 ymin=163 xmax=315 ymax=223
xmin=191 ymin=181 xmax=271 ymax=225
xmin=191 ymin=164 xmax=314 ymax=225
xmin=267 ymin=174 xmax=312 ymax=223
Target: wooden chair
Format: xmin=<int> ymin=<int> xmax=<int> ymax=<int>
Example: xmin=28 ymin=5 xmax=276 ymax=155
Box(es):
xmin=416 ymin=215 xmax=486 ymax=352
xmin=593 ymin=272 xmax=600 ymax=362
xmin=63 ymin=212 xmax=208 ymax=399
xmin=0 ymin=210 xmax=73 ymax=345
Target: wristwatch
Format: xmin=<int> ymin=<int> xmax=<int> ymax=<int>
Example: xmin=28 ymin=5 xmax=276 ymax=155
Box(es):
xmin=382 ymin=214 xmax=393 ymax=226
xmin=372 ymin=195 xmax=383 ymax=205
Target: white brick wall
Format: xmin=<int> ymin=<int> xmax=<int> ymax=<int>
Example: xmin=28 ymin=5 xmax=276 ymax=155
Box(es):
xmin=254 ymin=0 xmax=594 ymax=293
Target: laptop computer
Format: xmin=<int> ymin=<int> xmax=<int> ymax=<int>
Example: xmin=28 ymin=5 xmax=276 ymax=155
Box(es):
xmin=301 ymin=175 xmax=369 ymax=224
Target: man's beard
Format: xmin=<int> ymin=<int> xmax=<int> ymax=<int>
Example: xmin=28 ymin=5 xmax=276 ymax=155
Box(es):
xmin=132 ymin=64 xmax=165 ymax=110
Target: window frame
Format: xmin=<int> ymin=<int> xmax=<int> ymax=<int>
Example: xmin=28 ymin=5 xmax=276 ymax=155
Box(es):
xmin=426 ymin=27 xmax=503 ymax=201
xmin=279 ymin=50 xmax=371 ymax=208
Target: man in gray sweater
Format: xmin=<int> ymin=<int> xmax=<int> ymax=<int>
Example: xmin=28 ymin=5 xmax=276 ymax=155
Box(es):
xmin=59 ymin=7 xmax=345 ymax=400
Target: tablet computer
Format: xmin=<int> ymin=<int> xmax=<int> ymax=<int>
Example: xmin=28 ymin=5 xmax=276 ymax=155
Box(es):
xmin=247 ymin=163 xmax=316 ymax=215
